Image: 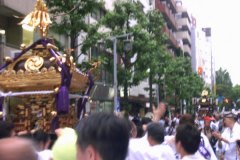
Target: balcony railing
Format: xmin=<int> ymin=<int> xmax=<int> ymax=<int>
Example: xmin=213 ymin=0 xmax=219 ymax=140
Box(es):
xmin=163 ymin=26 xmax=178 ymax=48
xmin=165 ymin=0 xmax=177 ymax=13
xmin=176 ymin=31 xmax=191 ymax=45
xmin=177 ymin=18 xmax=191 ymax=31
xmin=183 ymin=44 xmax=191 ymax=56
xmin=156 ymin=0 xmax=177 ymax=31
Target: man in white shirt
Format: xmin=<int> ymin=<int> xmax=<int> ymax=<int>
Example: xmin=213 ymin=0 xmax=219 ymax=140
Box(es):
xmin=126 ymin=133 xmax=150 ymax=160
xmin=213 ymin=112 xmax=240 ymax=160
xmin=175 ymin=123 xmax=205 ymax=160
xmin=165 ymin=114 xmax=217 ymax=160
xmin=145 ymin=122 xmax=175 ymax=159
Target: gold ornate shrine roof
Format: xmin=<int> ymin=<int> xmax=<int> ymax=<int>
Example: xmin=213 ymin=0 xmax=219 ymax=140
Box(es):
xmin=0 ymin=43 xmax=90 ymax=93
xmin=0 ymin=0 xmax=100 ymax=94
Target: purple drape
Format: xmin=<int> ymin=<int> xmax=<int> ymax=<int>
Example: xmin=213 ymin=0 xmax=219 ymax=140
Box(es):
xmin=55 ymin=86 xmax=69 ymax=114
xmin=0 ymin=38 xmax=72 ymax=115
xmin=48 ymin=46 xmax=72 ymax=115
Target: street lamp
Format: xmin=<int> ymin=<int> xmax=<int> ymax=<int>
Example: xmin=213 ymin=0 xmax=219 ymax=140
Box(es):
xmin=98 ymin=33 xmax=132 ymax=112
xmin=111 ymin=33 xmax=132 ymax=112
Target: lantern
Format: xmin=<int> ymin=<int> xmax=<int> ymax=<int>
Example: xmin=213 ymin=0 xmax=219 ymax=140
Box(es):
xmin=198 ymin=67 xmax=203 ymax=75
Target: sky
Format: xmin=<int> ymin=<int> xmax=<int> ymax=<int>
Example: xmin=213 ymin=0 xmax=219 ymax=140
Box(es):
xmin=182 ymin=0 xmax=240 ymax=86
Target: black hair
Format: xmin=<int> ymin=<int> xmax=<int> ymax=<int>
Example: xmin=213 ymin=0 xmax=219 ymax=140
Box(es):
xmin=48 ymin=133 xmax=57 ymax=149
xmin=76 ymin=112 xmax=129 ymax=160
xmin=32 ymin=129 xmax=49 ymax=144
xmin=0 ymin=121 xmax=14 ymax=139
xmin=135 ymin=117 xmax=152 ymax=138
xmin=175 ymin=123 xmax=201 ymax=154
xmin=147 ymin=122 xmax=165 ymax=144
xmin=179 ymin=114 xmax=195 ymax=125
xmin=141 ymin=117 xmax=152 ymax=125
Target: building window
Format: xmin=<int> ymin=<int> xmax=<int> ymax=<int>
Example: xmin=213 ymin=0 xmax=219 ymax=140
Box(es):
xmin=175 ymin=13 xmax=182 ymax=19
xmin=91 ymin=46 xmax=99 ymax=59
xmin=91 ymin=8 xmax=106 ymax=21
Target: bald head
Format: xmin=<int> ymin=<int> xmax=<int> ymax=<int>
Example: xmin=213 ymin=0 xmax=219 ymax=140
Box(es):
xmin=0 ymin=137 xmax=37 ymax=160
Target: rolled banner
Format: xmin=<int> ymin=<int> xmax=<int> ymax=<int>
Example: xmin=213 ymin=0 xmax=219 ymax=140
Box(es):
xmin=56 ymin=86 xmax=69 ymax=114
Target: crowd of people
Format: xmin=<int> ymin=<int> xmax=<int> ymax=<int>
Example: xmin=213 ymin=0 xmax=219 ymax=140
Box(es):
xmin=0 ymin=102 xmax=240 ymax=160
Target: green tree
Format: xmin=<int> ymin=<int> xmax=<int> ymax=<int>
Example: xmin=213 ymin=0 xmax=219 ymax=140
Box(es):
xmin=46 ymin=0 xmax=104 ymax=59
xmin=232 ymin=85 xmax=240 ymax=101
xmin=100 ymin=0 xmax=167 ymax=109
xmin=164 ymin=56 xmax=204 ymax=112
xmin=139 ymin=9 xmax=167 ymax=108
xmin=231 ymin=85 xmax=240 ymax=109
xmin=216 ymin=67 xmax=232 ymax=97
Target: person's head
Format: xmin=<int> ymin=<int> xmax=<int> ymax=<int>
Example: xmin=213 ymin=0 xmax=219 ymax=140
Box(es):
xmin=32 ymin=129 xmax=50 ymax=151
xmin=204 ymin=116 xmax=214 ymax=128
xmin=223 ymin=112 xmax=237 ymax=128
xmin=126 ymin=120 xmax=137 ymax=138
xmin=141 ymin=117 xmax=152 ymax=134
xmin=76 ymin=112 xmax=129 ymax=160
xmin=0 ymin=121 xmax=15 ymax=139
xmin=146 ymin=122 xmax=165 ymax=146
xmin=0 ymin=137 xmax=38 ymax=160
xmin=179 ymin=114 xmax=195 ymax=126
xmin=213 ymin=113 xmax=221 ymax=121
xmin=175 ymin=124 xmax=201 ymax=157
xmin=159 ymin=102 xmax=167 ymax=117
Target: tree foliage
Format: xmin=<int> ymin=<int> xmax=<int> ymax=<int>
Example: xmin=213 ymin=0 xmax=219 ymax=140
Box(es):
xmin=100 ymin=1 xmax=163 ymax=102
xmin=46 ymin=0 xmax=104 ymax=57
xmin=99 ymin=0 xmax=170 ymax=110
xmin=216 ymin=67 xmax=232 ymax=97
xmin=232 ymin=85 xmax=240 ymax=101
xmin=164 ymin=56 xmax=204 ymax=107
xmin=46 ymin=0 xmax=205 ymax=112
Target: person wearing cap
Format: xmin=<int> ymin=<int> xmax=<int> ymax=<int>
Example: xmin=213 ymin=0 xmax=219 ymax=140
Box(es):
xmin=213 ymin=112 xmax=240 ymax=160
xmin=202 ymin=116 xmax=218 ymax=153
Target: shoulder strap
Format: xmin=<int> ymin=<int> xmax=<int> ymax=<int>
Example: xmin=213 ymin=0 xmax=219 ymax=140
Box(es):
xmin=198 ymin=137 xmax=211 ymax=159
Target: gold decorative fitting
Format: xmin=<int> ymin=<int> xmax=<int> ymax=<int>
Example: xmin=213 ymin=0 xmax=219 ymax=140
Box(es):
xmin=46 ymin=43 xmax=58 ymax=51
xmin=201 ymin=90 xmax=208 ymax=97
xmin=57 ymin=66 xmax=62 ymax=72
xmin=51 ymin=111 xmax=57 ymax=117
xmin=20 ymin=43 xmax=26 ymax=50
xmin=24 ymin=55 xmax=44 ymax=71
xmin=19 ymin=0 xmax=52 ymax=37
xmin=54 ymin=87 xmax=59 ymax=93
xmin=49 ymin=57 xmax=56 ymax=62
xmin=4 ymin=56 xmax=13 ymax=63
